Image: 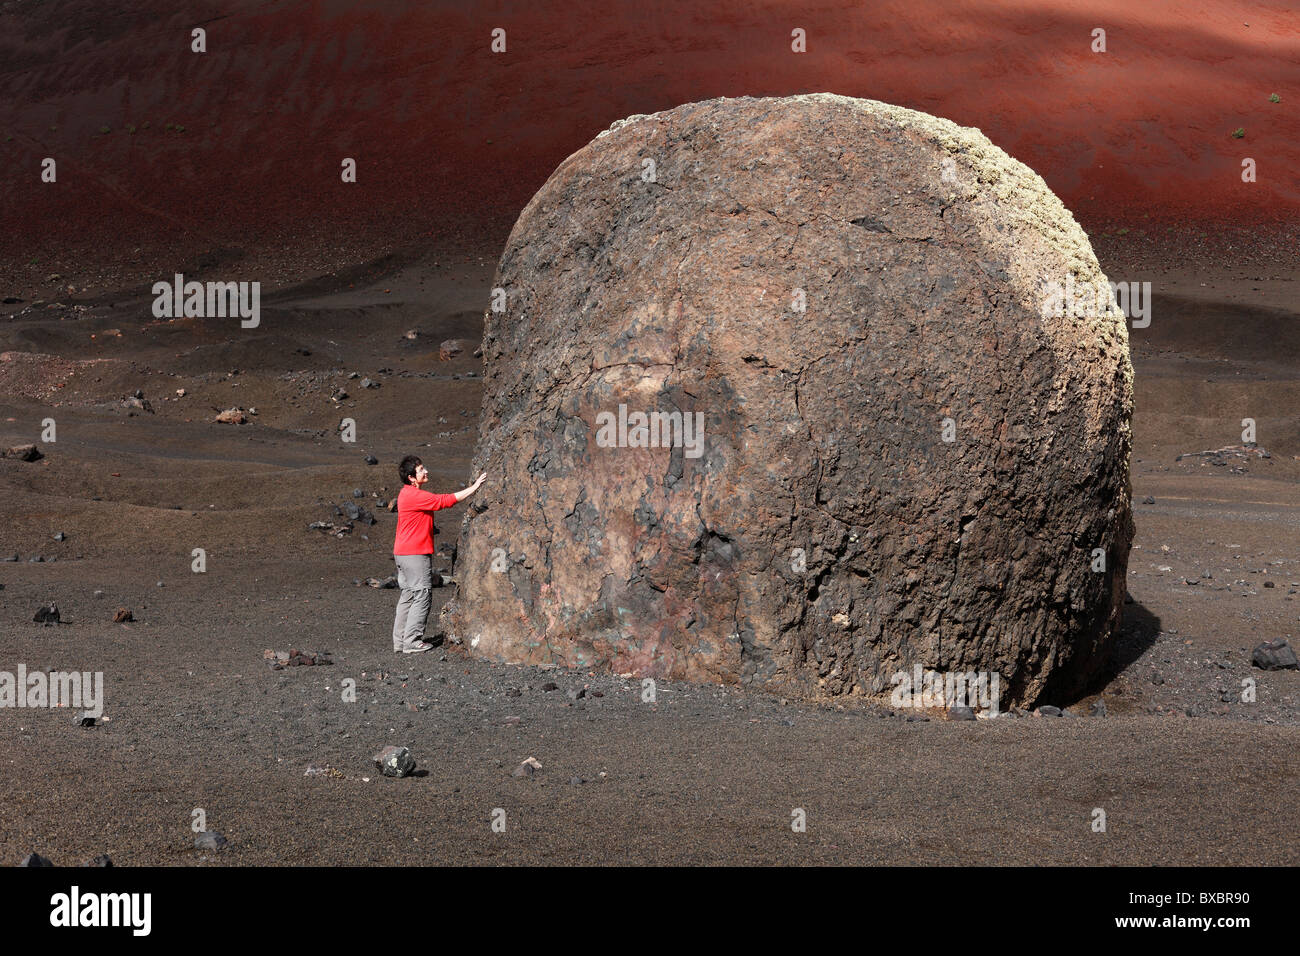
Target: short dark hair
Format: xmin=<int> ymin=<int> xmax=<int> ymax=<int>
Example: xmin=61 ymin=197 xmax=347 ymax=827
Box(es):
xmin=399 ymin=455 xmax=423 ymax=485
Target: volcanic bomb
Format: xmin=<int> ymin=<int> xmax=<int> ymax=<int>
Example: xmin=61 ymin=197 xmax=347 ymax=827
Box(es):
xmin=441 ymin=93 xmax=1135 ymax=706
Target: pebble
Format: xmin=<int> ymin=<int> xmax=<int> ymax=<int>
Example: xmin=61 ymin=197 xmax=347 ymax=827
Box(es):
xmin=512 ymin=757 xmax=542 ymax=778
xmin=32 ymin=603 xmax=60 ymax=624
xmin=373 ymin=745 xmax=415 ymax=777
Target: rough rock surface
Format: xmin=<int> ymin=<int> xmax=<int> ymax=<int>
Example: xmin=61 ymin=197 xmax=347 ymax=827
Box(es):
xmin=441 ymin=94 xmax=1134 ymax=706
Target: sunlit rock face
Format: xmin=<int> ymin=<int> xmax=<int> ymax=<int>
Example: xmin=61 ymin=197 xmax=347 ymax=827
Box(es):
xmin=441 ymin=94 xmax=1134 ymax=706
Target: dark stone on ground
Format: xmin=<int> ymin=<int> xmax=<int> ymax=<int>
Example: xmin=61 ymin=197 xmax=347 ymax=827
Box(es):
xmin=1251 ymin=639 xmax=1298 ymax=671
xmin=373 ymin=745 xmax=415 ymax=777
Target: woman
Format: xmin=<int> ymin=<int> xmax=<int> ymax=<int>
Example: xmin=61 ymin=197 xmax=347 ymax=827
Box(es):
xmin=392 ymin=456 xmax=486 ymax=653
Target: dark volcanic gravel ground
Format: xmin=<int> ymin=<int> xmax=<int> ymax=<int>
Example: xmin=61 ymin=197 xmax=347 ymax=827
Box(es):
xmin=1 ymin=255 xmax=1297 ymax=865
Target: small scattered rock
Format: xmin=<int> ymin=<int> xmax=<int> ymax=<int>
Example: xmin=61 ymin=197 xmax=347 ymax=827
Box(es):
xmin=33 ymin=603 xmax=60 ymax=624
xmin=366 ymin=576 xmax=397 ymax=589
xmin=19 ymin=852 xmax=53 ymax=867
xmin=364 ymin=454 xmax=378 ymax=465
xmin=113 ymin=607 xmax=134 ymax=623
xmin=373 ymin=745 xmax=415 ymax=777
xmin=271 ymin=649 xmax=334 ymax=669
xmin=542 ymin=681 xmax=559 ymax=692
xmin=1263 ymin=581 xmax=1275 ymax=589
xmin=947 ymin=705 xmax=976 ymax=721
xmin=1142 ymin=495 xmax=1155 ymax=504
xmin=83 ymin=855 xmax=113 ymax=867
xmin=352 ymin=488 xmax=364 ymax=498
xmin=214 ymin=407 xmax=246 ymax=424
xmin=361 ymin=378 xmax=379 ymax=389
xmin=1089 ymin=699 xmax=1107 ymax=717
xmin=569 ymin=776 xmax=584 ymax=785
xmin=1036 ymin=705 xmax=1062 ymax=717
xmin=4 ymin=444 xmax=43 ymax=462
xmin=512 ymin=756 xmax=542 ymax=778
xmin=75 ymin=714 xmax=96 ymax=727
xmin=53 ymin=531 xmax=66 ymax=541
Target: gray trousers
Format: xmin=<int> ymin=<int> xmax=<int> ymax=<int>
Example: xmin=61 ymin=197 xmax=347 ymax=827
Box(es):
xmin=392 ymin=554 xmax=434 ymax=649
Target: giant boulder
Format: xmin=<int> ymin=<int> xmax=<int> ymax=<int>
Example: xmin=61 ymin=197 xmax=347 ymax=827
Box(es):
xmin=441 ymin=94 xmax=1134 ymax=706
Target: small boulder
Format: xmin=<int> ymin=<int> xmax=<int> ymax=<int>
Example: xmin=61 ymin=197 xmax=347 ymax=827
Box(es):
xmin=1251 ymin=639 xmax=1299 ymax=671
xmin=214 ymin=408 xmax=246 ymax=424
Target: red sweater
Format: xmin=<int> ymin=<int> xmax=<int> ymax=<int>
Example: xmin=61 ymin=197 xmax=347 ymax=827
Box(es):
xmin=393 ymin=485 xmax=459 ymax=555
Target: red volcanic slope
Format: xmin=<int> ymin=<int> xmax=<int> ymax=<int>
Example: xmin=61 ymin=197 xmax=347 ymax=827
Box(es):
xmin=1 ymin=0 xmax=1296 ymax=274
